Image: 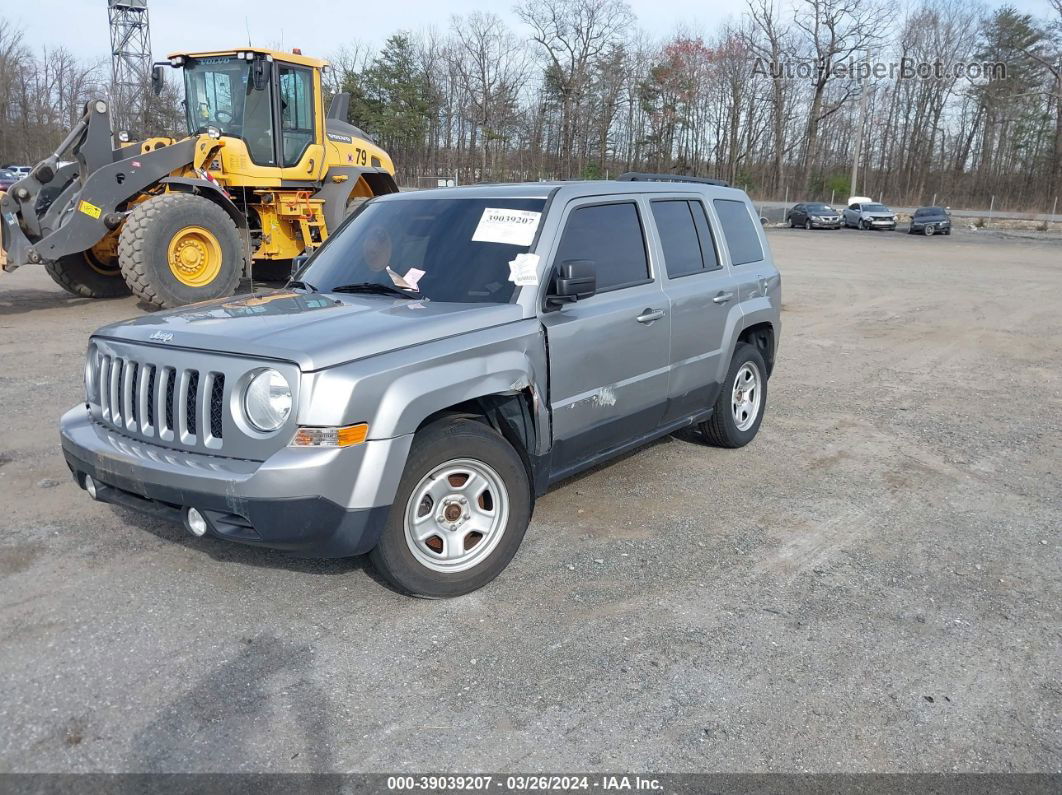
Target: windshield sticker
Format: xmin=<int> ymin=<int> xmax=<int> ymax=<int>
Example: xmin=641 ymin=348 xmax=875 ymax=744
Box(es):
xmin=508 ymin=253 xmax=540 ymax=286
xmin=402 ymin=268 xmax=426 ymax=289
xmin=386 ymin=267 xmax=420 ymax=291
xmin=472 ymin=208 xmax=541 ymax=246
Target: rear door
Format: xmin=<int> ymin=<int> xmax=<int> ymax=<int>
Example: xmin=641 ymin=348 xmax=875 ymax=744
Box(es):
xmin=649 ymin=197 xmax=738 ymax=423
xmin=539 ymin=198 xmax=670 ymax=473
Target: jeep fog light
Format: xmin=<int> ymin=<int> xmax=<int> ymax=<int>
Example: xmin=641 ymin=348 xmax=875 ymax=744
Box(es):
xmin=84 ymin=475 xmax=98 ymax=499
xmin=185 ymin=507 xmax=208 ymax=537
xmin=243 ymin=369 xmax=292 ymax=432
xmin=290 ymin=423 xmax=369 ymax=448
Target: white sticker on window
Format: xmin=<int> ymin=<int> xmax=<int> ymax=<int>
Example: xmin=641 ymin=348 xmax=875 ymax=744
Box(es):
xmin=472 ymin=208 xmax=541 ymax=246
xmin=508 ymin=253 xmax=540 ymax=286
xmin=403 ymin=268 xmax=426 ymax=289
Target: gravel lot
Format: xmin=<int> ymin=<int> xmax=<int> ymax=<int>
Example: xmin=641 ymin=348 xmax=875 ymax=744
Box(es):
xmin=0 ymin=227 xmax=1059 ymax=773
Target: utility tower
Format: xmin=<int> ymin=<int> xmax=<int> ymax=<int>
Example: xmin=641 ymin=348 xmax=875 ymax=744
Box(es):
xmin=107 ymin=0 xmax=152 ymax=131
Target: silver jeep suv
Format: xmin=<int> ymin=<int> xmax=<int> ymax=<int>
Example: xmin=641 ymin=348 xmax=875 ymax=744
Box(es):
xmin=60 ymin=175 xmax=781 ymax=597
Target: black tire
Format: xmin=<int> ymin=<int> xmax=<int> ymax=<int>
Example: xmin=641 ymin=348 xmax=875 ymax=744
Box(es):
xmin=118 ymin=193 xmax=242 ymax=309
xmin=44 ymin=250 xmax=131 ymax=299
xmin=924 ymin=224 xmax=935 ymax=236
xmin=700 ymin=342 xmax=769 ymax=449
xmin=859 ymin=218 xmax=870 ymax=230
xmin=369 ymin=418 xmax=532 ymax=598
xmin=804 ymin=219 xmax=812 ymax=230
xmin=787 ymin=216 xmax=795 ymax=228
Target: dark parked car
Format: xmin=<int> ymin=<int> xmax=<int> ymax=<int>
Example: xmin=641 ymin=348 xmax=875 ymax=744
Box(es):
xmin=787 ymin=202 xmax=842 ymax=229
xmin=0 ymin=169 xmax=19 ymax=192
xmin=908 ymin=207 xmax=951 ymax=236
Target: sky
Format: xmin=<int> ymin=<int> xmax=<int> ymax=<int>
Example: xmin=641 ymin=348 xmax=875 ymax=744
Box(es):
xmin=7 ymin=0 xmax=1057 ymax=65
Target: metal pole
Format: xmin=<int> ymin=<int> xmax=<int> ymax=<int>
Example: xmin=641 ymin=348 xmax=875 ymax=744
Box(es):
xmin=931 ymin=192 xmax=936 ymax=207
xmin=784 ymin=185 xmax=789 ymax=205
xmin=831 ymin=188 xmax=835 ymax=206
xmin=850 ymin=75 xmax=868 ymax=199
xmin=989 ymin=194 xmax=994 ymax=221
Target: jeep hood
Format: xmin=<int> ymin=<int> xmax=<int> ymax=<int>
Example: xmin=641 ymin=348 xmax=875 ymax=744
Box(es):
xmin=93 ymin=291 xmax=525 ymax=371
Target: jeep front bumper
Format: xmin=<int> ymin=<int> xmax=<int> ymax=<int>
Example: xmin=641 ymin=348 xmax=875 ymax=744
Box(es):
xmin=60 ymin=405 xmax=412 ymax=557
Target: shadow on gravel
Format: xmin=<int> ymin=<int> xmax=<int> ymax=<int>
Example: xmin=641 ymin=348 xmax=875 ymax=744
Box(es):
xmin=129 ymin=634 xmax=337 ymax=771
xmin=0 ymin=287 xmax=100 ymax=316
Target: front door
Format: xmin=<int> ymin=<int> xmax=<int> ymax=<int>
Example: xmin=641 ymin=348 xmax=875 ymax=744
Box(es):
xmin=540 ymin=199 xmax=670 ymax=475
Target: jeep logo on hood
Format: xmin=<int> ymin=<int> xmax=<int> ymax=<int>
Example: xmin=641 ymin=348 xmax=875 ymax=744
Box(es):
xmin=149 ymin=330 xmax=173 ymax=342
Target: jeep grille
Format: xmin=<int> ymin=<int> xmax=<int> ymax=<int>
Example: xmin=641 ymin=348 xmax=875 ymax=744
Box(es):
xmin=86 ymin=338 xmax=300 ymax=461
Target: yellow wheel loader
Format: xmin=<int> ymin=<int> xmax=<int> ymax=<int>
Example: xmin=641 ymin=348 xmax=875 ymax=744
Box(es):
xmin=0 ymin=48 xmax=397 ymax=308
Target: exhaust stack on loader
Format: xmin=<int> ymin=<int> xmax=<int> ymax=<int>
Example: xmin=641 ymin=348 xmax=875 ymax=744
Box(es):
xmin=0 ymin=48 xmax=398 ymax=308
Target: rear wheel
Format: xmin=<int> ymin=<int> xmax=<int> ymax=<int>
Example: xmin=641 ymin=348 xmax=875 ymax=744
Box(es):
xmin=118 ymin=192 xmax=242 ymax=309
xmin=700 ymin=342 xmax=768 ymax=449
xmin=369 ymin=418 xmax=531 ymax=598
xmin=44 ymin=235 xmax=130 ymax=299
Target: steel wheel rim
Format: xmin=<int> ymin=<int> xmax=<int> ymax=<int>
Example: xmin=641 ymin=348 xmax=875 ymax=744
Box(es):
xmin=167 ymin=225 xmax=222 ymax=287
xmin=731 ymin=362 xmax=762 ymax=432
xmin=925 ymin=224 xmax=935 ymax=236
xmin=404 ymin=458 xmax=510 ymax=573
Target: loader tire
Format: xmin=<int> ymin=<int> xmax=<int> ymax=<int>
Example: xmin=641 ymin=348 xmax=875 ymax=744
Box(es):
xmin=119 ymin=193 xmax=242 ymax=309
xmin=45 ymin=251 xmax=131 ymax=299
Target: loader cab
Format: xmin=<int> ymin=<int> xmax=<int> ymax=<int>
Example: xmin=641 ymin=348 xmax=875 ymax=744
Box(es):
xmin=172 ymin=48 xmax=325 ymax=177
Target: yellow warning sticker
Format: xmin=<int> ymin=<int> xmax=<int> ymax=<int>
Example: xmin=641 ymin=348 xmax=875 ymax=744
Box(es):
xmin=79 ymin=200 xmax=102 ymax=219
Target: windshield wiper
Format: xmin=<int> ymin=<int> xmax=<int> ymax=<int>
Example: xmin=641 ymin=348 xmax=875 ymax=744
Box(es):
xmin=331 ymin=282 xmax=416 ymax=299
xmin=288 ymin=280 xmax=318 ymax=293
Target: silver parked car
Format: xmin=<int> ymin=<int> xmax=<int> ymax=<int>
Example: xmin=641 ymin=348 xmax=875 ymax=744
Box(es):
xmin=60 ymin=175 xmax=781 ymax=597
xmin=843 ymin=199 xmax=898 ymax=231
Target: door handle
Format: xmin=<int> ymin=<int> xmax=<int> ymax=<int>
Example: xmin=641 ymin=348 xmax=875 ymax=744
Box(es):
xmin=636 ymin=308 xmax=666 ymax=324
xmin=712 ymin=291 xmax=734 ymax=304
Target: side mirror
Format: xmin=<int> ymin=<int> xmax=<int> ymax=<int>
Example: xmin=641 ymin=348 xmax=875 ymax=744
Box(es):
xmin=547 ymin=260 xmax=596 ymax=308
xmin=252 ymin=58 xmax=272 ymax=92
xmin=151 ymin=64 xmax=165 ymax=96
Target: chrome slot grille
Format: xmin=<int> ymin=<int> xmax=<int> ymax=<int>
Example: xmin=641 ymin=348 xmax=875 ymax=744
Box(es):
xmin=95 ymin=353 xmax=225 ymax=449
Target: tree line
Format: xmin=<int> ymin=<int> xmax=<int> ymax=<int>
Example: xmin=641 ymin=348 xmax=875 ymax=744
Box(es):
xmin=2 ymin=0 xmax=1060 ymax=211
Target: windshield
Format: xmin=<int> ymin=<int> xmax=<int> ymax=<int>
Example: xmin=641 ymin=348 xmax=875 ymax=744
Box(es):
xmin=808 ymin=204 xmax=835 ymax=213
xmin=864 ymin=204 xmax=889 ymax=213
xmin=296 ymin=197 xmax=547 ymax=304
xmin=917 ymin=207 xmax=946 ymax=216
xmin=183 ymin=56 xmax=275 ymax=165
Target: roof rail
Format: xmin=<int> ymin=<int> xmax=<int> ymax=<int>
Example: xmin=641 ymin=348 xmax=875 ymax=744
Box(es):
xmin=617 ymin=172 xmax=730 ymax=187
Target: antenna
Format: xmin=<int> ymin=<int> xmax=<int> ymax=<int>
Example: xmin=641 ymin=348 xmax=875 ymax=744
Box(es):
xmin=108 ymin=0 xmax=153 ymax=131
xmin=245 ymin=17 xmax=252 ymax=47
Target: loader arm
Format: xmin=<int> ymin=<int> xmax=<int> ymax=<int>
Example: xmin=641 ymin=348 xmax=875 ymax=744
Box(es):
xmin=0 ymin=99 xmax=194 ymax=272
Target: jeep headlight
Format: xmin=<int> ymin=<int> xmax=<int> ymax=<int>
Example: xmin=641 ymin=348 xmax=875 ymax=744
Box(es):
xmin=243 ymin=369 xmax=292 ymax=432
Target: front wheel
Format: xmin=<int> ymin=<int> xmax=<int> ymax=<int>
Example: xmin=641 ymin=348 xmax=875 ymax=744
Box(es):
xmin=804 ymin=219 xmax=812 ymax=230
xmin=859 ymin=219 xmax=870 ymax=230
xmin=118 ymin=192 xmax=243 ymax=309
xmin=924 ymin=224 xmax=935 ymax=236
xmin=700 ymin=342 xmax=768 ymax=448
xmin=369 ymin=418 xmax=532 ymax=598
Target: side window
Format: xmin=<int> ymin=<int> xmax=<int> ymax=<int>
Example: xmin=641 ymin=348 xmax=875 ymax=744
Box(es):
xmin=713 ymin=198 xmax=764 ymax=266
xmin=849 ymin=203 xmax=859 ymax=210
xmin=278 ymin=65 xmax=315 ymax=167
xmin=690 ymin=201 xmax=720 ymax=270
xmin=555 ymin=202 xmax=650 ymax=292
xmin=651 ymin=200 xmax=702 ymax=278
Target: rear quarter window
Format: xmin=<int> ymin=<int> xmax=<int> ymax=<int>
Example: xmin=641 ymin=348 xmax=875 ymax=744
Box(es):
xmin=713 ymin=198 xmax=763 ymax=266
